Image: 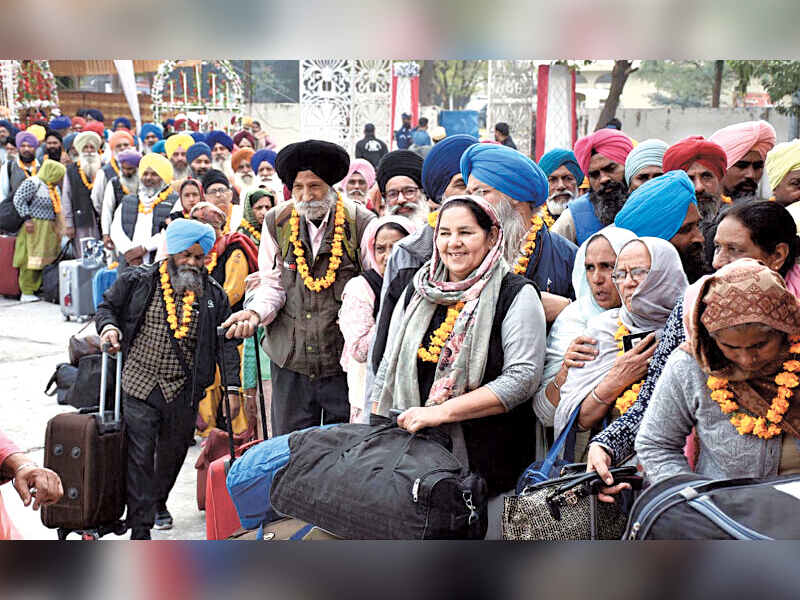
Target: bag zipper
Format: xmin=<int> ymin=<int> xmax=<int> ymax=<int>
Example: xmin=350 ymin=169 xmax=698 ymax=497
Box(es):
xmin=687 ymin=496 xmax=772 ymax=540
xmin=412 ymin=468 xmax=461 ymax=503
xmin=627 ymin=483 xmax=693 ymax=539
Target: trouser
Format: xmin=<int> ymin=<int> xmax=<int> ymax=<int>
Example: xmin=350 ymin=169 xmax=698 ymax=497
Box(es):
xmin=123 ymin=385 xmax=196 ymax=530
xmin=270 ymin=361 xmax=349 ymax=436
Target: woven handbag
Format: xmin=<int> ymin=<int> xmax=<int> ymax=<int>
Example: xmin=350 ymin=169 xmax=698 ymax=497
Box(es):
xmin=503 ymin=466 xmax=642 ymax=540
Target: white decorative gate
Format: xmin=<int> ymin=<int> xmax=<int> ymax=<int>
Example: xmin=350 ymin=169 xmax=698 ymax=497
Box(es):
xmin=487 ymin=60 xmax=536 ymax=157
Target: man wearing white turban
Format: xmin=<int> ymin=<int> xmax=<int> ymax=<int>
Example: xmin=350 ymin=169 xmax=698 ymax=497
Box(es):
xmin=62 ymin=131 xmax=103 ymax=256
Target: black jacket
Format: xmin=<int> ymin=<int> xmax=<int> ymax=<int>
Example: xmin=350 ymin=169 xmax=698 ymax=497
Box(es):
xmin=355 ymin=135 xmax=389 ymax=169
xmin=95 ymin=261 xmax=241 ymax=403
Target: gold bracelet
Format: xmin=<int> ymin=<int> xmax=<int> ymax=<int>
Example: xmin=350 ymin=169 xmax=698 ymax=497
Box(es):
xmin=591 ymin=388 xmax=612 ymax=406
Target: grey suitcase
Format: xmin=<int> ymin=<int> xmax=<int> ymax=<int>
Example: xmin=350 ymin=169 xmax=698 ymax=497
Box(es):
xmin=60 ymin=259 xmax=103 ymax=322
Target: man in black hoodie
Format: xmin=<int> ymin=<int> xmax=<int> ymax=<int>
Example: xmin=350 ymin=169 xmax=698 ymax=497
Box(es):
xmin=355 ymin=123 xmax=389 ymax=169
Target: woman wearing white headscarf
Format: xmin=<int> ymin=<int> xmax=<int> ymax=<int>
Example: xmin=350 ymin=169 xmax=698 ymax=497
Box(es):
xmin=554 ymin=237 xmax=689 ymax=454
xmin=534 ymin=226 xmax=637 ymax=427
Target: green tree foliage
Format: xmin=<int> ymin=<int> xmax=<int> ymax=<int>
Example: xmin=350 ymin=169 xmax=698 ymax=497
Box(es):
xmin=424 ymin=60 xmax=488 ymax=110
xmin=729 ymin=60 xmax=800 ymax=116
xmin=638 ymin=60 xmax=732 ymax=108
xmin=231 ymin=60 xmax=300 ymax=103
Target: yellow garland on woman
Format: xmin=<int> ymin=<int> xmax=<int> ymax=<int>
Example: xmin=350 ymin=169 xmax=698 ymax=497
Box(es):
xmin=291 ymin=194 xmax=346 ymax=292
xmin=47 ymin=183 xmax=61 ymax=215
xmin=159 ymin=261 xmax=194 ymax=339
xmin=240 ymin=219 xmax=261 ymax=243
xmin=612 ymin=319 xmax=645 ymax=415
xmin=418 ymin=302 xmax=466 ymax=363
xmin=706 ymin=335 xmax=800 ymax=439
xmin=139 ymin=186 xmax=172 ymax=215
xmin=77 ymin=161 xmax=93 ymax=190
xmin=513 ymin=215 xmax=546 ymax=275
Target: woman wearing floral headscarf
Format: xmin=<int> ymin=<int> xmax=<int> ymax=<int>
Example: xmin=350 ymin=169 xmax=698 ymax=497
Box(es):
xmin=237 ymin=187 xmax=275 ymax=246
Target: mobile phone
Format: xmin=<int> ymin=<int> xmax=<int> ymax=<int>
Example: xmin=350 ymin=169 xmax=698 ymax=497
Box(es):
xmin=622 ymin=330 xmax=655 ymax=353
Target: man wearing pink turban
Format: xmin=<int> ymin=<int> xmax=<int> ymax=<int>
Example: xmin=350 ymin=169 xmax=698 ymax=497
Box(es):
xmin=552 ymin=129 xmax=634 ymax=245
xmin=709 ymin=120 xmax=776 ymax=200
xmin=339 ymin=158 xmax=376 ymax=206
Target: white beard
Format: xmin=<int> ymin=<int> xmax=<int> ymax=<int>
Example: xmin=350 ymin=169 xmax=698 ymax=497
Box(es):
xmin=234 ymin=171 xmax=255 ymax=191
xmin=295 ymin=188 xmax=337 ymax=221
xmin=387 ymin=199 xmax=430 ymax=227
xmin=213 ymin=155 xmax=233 ymax=179
xmin=494 ymin=196 xmax=529 ymax=264
xmin=344 ymin=190 xmax=367 ymax=205
xmin=80 ymin=152 xmax=101 ymax=181
xmin=259 ymin=176 xmax=284 ymax=200
xmin=546 ymin=190 xmax=574 ymax=217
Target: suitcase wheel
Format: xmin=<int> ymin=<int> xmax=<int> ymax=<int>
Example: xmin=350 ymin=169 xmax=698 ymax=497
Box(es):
xmin=76 ymin=316 xmax=85 ymax=323
xmin=63 ymin=315 xmax=70 ymax=322
xmin=82 ymin=531 xmax=99 ymax=540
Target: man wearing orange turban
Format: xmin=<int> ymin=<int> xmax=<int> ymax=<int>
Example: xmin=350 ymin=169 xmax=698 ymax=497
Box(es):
xmin=709 ymin=120 xmax=776 ymax=200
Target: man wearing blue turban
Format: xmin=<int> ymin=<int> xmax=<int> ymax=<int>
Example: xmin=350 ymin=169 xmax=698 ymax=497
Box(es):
xmin=139 ymin=123 xmax=163 ymax=155
xmin=538 ymin=148 xmax=584 ymax=219
xmin=614 ymin=170 xmax=710 ymax=283
xmin=461 ymin=143 xmax=578 ymax=299
xmin=96 ymin=217 xmax=241 ymax=540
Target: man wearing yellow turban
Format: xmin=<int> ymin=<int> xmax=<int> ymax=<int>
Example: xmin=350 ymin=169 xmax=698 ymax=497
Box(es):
xmin=766 ymin=139 xmax=800 ymax=207
xmin=165 ymin=133 xmax=193 ymax=185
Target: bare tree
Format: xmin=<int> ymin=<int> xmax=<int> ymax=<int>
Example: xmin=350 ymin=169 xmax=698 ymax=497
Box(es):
xmin=594 ymin=60 xmax=638 ymax=131
xmin=711 ymin=60 xmax=724 ymax=108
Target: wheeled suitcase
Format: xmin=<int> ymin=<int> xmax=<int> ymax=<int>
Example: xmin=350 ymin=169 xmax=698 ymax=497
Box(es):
xmin=625 ymin=472 xmax=800 ymax=540
xmin=0 ymin=234 xmax=20 ymax=297
xmin=92 ymin=266 xmax=117 ymax=311
xmin=41 ymin=345 xmax=127 ymax=539
xmin=59 ymin=259 xmax=103 ymax=322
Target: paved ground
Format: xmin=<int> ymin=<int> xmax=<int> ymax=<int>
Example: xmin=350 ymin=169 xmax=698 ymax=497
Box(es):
xmin=0 ymin=296 xmax=207 ymax=540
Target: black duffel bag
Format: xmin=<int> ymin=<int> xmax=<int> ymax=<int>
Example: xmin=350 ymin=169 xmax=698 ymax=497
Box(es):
xmin=44 ymin=363 xmax=79 ymax=405
xmin=63 ymin=353 xmax=116 ymax=410
xmin=270 ymin=421 xmax=489 ymax=539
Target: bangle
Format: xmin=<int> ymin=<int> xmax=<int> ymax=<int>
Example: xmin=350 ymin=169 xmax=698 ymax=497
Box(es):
xmin=551 ymin=378 xmax=562 ymax=391
xmin=12 ymin=462 xmax=37 ymax=481
xmin=591 ymin=388 xmax=612 ymax=406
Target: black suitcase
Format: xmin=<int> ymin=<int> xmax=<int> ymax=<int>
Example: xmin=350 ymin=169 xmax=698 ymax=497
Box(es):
xmin=41 ymin=345 xmax=127 ymax=539
xmin=625 ymin=472 xmax=800 ymax=540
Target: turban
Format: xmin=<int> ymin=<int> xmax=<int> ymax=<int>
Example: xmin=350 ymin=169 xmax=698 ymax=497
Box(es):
xmin=189 ymin=131 xmax=205 ymax=144
xmin=138 ymin=152 xmax=174 ymax=184
xmin=165 ymin=133 xmax=194 ymax=159
xmin=117 ymin=149 xmax=142 ymax=168
xmin=189 ymin=202 xmax=228 ymax=230
xmin=0 ymin=119 xmax=13 ymax=131
xmin=431 ymin=126 xmax=447 ymax=142
xmin=26 ymin=124 xmax=46 ymax=142
xmin=766 ymin=140 xmax=800 ymax=191
xmin=108 ymin=130 xmax=134 ymax=151
xmin=614 ymin=170 xmax=696 ymax=240
xmin=460 ymin=143 xmax=548 ymax=206
xmin=662 ymin=135 xmax=727 ymax=181
xmin=165 ymin=218 xmax=216 ymax=255
xmin=421 ymin=134 xmax=477 ymax=201
xmin=205 ymin=130 xmax=233 ymax=152
xmin=49 ymin=115 xmax=71 ymax=131
xmin=152 ymin=140 xmax=167 ymax=155
xmin=71 ymin=116 xmax=87 ymax=129
xmin=15 ymin=131 xmax=38 ymax=149
xmin=233 ymin=130 xmax=255 ymax=148
xmin=231 ymin=148 xmax=255 ymax=172
xmin=45 ymin=130 xmax=62 ymax=143
xmin=538 ymin=147 xmax=584 ymax=182
xmin=73 ymin=131 xmax=101 ymax=153
xmin=251 ymin=149 xmax=277 ymax=171
xmin=84 ymin=121 xmax=105 ymax=138
xmin=275 ymin=140 xmax=350 ymax=189
xmin=85 ymin=109 xmax=104 ymax=123
xmin=187 ymin=142 xmax=212 ymax=164
xmin=709 ymin=120 xmax=776 ymax=169
xmin=573 ymin=129 xmax=634 ymax=174
xmin=242 ymin=116 xmax=254 ymax=128
xmin=139 ymin=123 xmax=163 ymax=141
xmin=201 ymin=169 xmax=230 ymax=191
xmin=624 ymin=139 xmax=668 ymax=184
xmin=339 ymin=158 xmax=376 ymax=191
xmin=37 ymin=159 xmax=66 ymax=184
xmin=376 ymin=150 xmax=424 ymax=194
xmin=63 ymin=133 xmax=77 ymax=153
xmin=113 ymin=117 xmax=131 ymax=130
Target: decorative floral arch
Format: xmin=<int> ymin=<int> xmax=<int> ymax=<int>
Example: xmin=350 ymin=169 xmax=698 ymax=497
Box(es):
xmin=0 ymin=60 xmax=59 ymax=125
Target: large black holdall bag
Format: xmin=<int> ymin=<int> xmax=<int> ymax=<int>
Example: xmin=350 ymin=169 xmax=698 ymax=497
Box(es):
xmin=625 ymin=472 xmax=800 ymax=540
xmin=270 ymin=421 xmax=489 ymax=539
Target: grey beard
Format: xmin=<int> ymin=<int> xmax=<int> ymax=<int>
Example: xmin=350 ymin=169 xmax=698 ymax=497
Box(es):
xmin=495 ymin=196 xmax=529 ymax=264
xmin=387 ymin=199 xmax=430 ymax=227
xmin=80 ymin=153 xmax=101 ymax=180
xmin=295 ymin=188 xmax=337 ymax=221
xmin=696 ymin=192 xmax=721 ymax=225
xmin=546 ymin=190 xmax=574 ymax=216
xmin=168 ymin=258 xmax=204 ymax=298
xmin=345 ymin=189 xmax=366 ymax=203
xmin=139 ymin=182 xmax=162 ymax=198
xmin=142 ymin=146 xmax=153 ymax=155
xmin=213 ymin=155 xmax=231 ymax=173
xmin=172 ymin=165 xmax=189 ymax=181
xmin=120 ymin=175 xmax=138 ymax=192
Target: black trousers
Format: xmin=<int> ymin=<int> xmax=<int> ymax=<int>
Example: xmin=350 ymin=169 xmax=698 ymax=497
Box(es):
xmin=123 ymin=385 xmax=196 ymax=530
xmin=270 ymin=361 xmax=349 ymax=436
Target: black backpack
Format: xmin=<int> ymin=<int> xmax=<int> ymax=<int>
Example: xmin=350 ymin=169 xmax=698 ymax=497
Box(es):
xmin=0 ymin=162 xmax=23 ymax=234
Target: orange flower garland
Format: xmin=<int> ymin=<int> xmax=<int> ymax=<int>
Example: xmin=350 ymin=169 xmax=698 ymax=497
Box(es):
xmin=205 ymin=251 xmax=218 ymax=273
xmin=240 ymin=219 xmax=261 ymax=243
xmin=539 ymin=205 xmax=555 ymax=229
xmin=706 ymin=335 xmax=800 ymax=439
xmin=159 ymin=261 xmax=194 ymax=339
xmin=613 ymin=319 xmax=645 ymax=415
xmin=139 ymin=186 xmax=172 ymax=215
xmin=721 ymin=195 xmax=732 ymax=204
xmin=109 ymin=158 xmax=120 ymax=177
xmin=427 ymin=210 xmax=439 ymax=229
xmin=77 ymin=161 xmax=93 ymax=190
xmin=418 ymin=302 xmax=466 ymax=363
xmin=19 ymin=158 xmax=37 ymax=178
xmin=513 ymin=215 xmax=546 ymax=275
xmin=291 ymin=194 xmax=346 ymax=292
xmin=47 ymin=183 xmax=61 ymax=215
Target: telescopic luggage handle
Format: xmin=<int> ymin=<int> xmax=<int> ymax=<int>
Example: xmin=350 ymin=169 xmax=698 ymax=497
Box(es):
xmin=98 ymin=342 xmax=122 ymax=433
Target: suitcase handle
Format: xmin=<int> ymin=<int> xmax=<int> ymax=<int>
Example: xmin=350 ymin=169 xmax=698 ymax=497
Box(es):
xmin=98 ymin=342 xmax=123 ymax=427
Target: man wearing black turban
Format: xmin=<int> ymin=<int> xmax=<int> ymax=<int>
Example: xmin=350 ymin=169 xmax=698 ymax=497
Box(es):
xmin=223 ymin=140 xmax=376 ymax=435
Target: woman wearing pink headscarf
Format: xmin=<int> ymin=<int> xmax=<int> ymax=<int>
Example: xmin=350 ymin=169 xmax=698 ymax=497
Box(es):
xmin=338 ymin=215 xmax=417 ymax=422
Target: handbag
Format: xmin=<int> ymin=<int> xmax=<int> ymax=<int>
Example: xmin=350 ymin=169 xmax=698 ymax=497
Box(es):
xmin=44 ymin=362 xmax=79 ymax=405
xmin=270 ymin=421 xmax=488 ymax=539
xmin=516 ymin=405 xmax=581 ymax=493
xmin=503 ymin=465 xmax=642 ymax=540
xmin=68 ymin=319 xmax=101 ymax=366
xmin=63 ymin=353 xmax=117 ymax=410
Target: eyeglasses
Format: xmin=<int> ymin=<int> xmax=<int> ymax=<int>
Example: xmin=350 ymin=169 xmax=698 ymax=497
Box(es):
xmin=610 ymin=268 xmax=650 ymax=284
xmin=206 ymin=188 xmax=230 ymax=197
xmin=385 ymin=186 xmax=420 ymax=202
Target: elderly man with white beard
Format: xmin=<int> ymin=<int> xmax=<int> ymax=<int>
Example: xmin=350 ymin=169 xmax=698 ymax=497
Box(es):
xmin=62 ymin=131 xmax=103 ymax=256
xmin=376 ymin=150 xmax=430 ymax=227
xmin=205 ymin=130 xmax=235 ymax=180
xmin=100 ymin=149 xmax=142 ymax=251
xmin=338 ymin=158 xmax=376 ymax=206
xmin=537 ymin=148 xmax=585 ymax=223
xmin=222 ymin=140 xmax=375 ymax=435
xmin=251 ymin=149 xmax=283 ymax=198
xmin=231 ymin=147 xmax=256 ymax=194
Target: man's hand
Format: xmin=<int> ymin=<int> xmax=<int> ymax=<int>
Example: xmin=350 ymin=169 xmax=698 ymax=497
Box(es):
xmin=221 ymin=309 xmax=261 ymax=339
xmin=13 ymin=464 xmax=63 ymax=511
xmin=397 ymin=405 xmax=447 ymax=434
xmin=102 ymin=234 xmax=115 ymax=251
xmin=23 ymin=219 xmax=34 ymax=234
xmin=223 ymin=392 xmax=241 ymax=420
xmin=65 ymin=226 xmax=75 ymax=239
xmin=586 ymin=444 xmax=630 ymax=504
xmin=100 ymin=328 xmax=121 ymax=355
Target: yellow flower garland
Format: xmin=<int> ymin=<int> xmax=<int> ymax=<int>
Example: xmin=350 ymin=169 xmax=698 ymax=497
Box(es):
xmin=418 ymin=302 xmax=466 ymax=363
xmin=427 ymin=210 xmax=439 ymax=228
xmin=206 ymin=251 xmax=218 ymax=273
xmin=721 ymin=195 xmax=732 ymax=204
xmin=77 ymin=161 xmax=93 ymax=191
xmin=139 ymin=186 xmax=172 ymax=215
xmin=110 ymin=158 xmax=120 ymax=177
xmin=19 ymin=158 xmax=37 ymax=178
xmin=513 ymin=215 xmax=546 ymax=275
xmin=159 ymin=261 xmax=195 ymax=339
xmin=706 ymin=335 xmax=800 ymax=439
xmin=613 ymin=319 xmax=645 ymax=415
xmin=540 ymin=205 xmax=555 ymax=229
xmin=47 ymin=183 xmax=61 ymax=215
xmin=240 ymin=219 xmax=261 ymax=243
xmin=291 ymin=194 xmax=346 ymax=292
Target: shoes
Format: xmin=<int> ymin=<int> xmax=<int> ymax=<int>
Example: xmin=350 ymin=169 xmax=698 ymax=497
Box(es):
xmin=154 ymin=504 xmax=173 ymax=530
xmin=19 ymin=294 xmax=40 ymax=303
xmin=130 ymin=528 xmax=152 ymax=540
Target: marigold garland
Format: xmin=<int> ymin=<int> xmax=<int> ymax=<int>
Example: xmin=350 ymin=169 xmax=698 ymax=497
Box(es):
xmin=540 ymin=205 xmax=555 ymax=229
xmin=706 ymin=335 xmax=800 ymax=439
xmin=418 ymin=302 xmax=466 ymax=363
xmin=139 ymin=186 xmax=172 ymax=215
xmin=427 ymin=210 xmax=439 ymax=228
xmin=77 ymin=161 xmax=93 ymax=191
xmin=240 ymin=219 xmax=261 ymax=243
xmin=721 ymin=195 xmax=732 ymax=204
xmin=159 ymin=261 xmax=194 ymax=339
xmin=19 ymin=158 xmax=37 ymax=178
xmin=291 ymin=194 xmax=346 ymax=292
xmin=109 ymin=158 xmax=120 ymax=177
xmin=613 ymin=319 xmax=644 ymax=415
xmin=513 ymin=215 xmax=546 ymax=275
xmin=206 ymin=251 xmax=218 ymax=273
xmin=47 ymin=183 xmax=61 ymax=214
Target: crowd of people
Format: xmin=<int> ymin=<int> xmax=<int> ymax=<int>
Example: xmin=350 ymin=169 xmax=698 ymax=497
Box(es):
xmin=3 ymin=106 xmax=800 ymax=540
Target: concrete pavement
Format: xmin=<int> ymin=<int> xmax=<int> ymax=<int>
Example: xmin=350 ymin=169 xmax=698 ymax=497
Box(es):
xmin=0 ymin=296 xmax=207 ymax=540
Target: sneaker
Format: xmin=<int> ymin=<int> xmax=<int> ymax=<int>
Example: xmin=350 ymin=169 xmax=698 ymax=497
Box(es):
xmin=19 ymin=294 xmax=40 ymax=303
xmin=130 ymin=528 xmax=152 ymax=540
xmin=154 ymin=505 xmax=173 ymax=530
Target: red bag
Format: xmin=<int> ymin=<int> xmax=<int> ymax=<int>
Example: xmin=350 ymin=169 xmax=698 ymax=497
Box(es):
xmin=204 ymin=438 xmax=261 ymax=540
